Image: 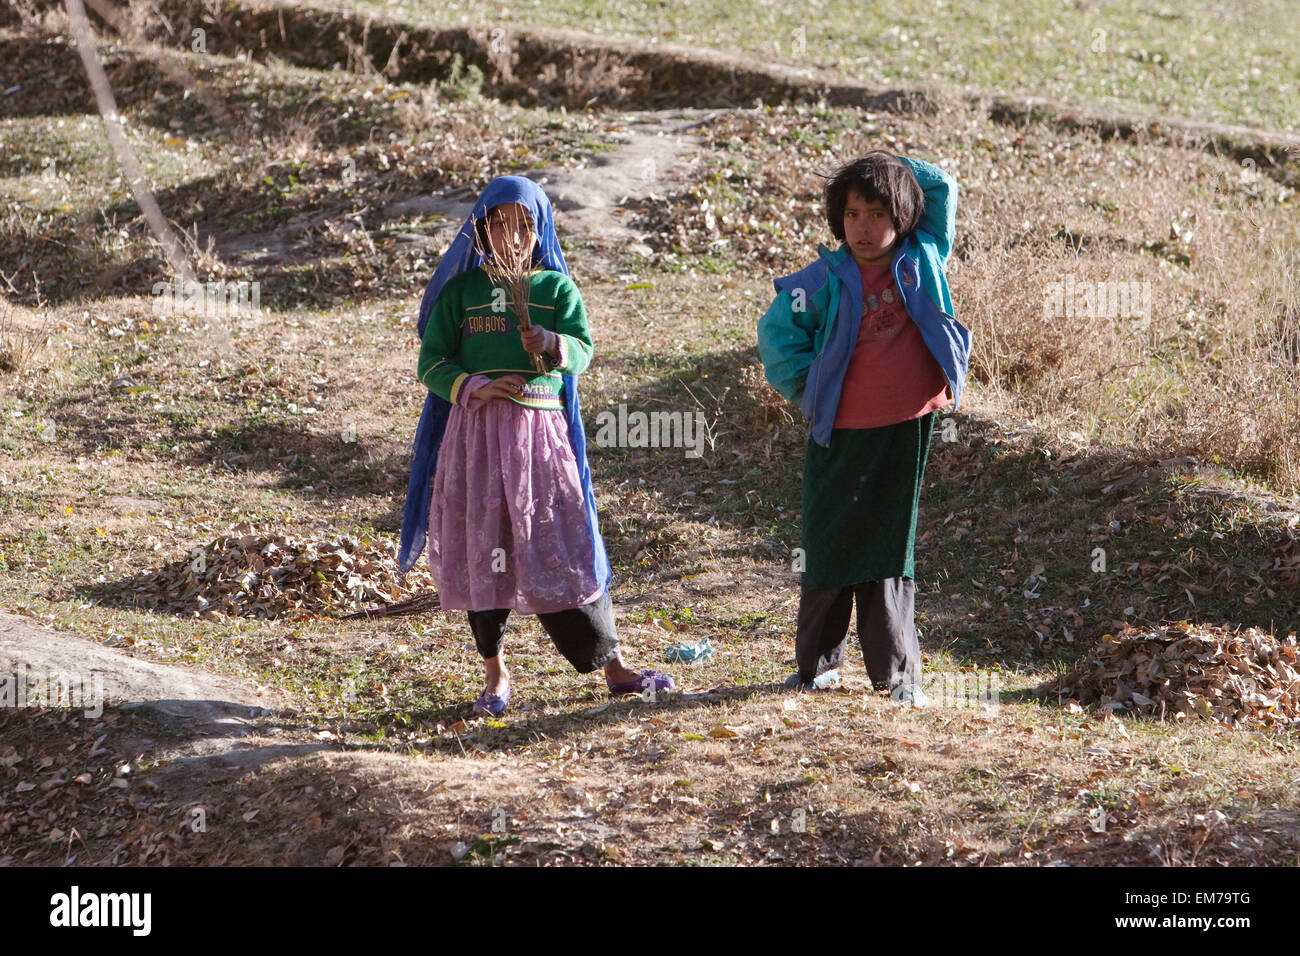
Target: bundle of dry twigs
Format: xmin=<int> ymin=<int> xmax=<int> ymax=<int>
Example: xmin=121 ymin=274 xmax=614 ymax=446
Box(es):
xmin=473 ymin=211 xmax=547 ymax=374
xmin=341 ymin=591 xmax=441 ymax=619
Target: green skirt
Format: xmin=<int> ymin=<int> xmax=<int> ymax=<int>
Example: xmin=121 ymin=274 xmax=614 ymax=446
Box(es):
xmin=801 ymin=413 xmax=934 ymax=590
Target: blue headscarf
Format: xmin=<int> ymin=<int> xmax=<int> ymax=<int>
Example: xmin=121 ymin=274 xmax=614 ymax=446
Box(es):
xmin=398 ymin=176 xmax=610 ymax=598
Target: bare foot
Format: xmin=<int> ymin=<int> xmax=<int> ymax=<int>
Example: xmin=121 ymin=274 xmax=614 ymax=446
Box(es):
xmin=484 ymin=655 xmax=510 ymax=696
xmin=603 ymin=656 xmax=643 ymax=685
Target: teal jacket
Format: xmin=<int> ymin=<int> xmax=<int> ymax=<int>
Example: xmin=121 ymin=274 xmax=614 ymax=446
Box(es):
xmin=756 ymin=157 xmax=972 ymax=447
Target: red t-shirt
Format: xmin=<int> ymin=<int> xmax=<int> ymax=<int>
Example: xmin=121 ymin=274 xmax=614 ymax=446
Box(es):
xmin=833 ymin=261 xmax=951 ymax=429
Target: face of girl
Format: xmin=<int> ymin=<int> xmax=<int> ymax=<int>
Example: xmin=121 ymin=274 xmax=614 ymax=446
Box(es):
xmin=485 ymin=203 xmax=536 ymax=264
xmin=842 ymin=190 xmax=898 ymax=265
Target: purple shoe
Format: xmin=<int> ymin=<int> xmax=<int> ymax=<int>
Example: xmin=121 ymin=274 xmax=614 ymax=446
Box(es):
xmin=473 ymin=685 xmax=510 ymax=717
xmin=607 ymin=669 xmax=675 ymax=698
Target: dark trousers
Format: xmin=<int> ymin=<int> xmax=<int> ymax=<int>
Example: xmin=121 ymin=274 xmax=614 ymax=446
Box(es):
xmin=795 ymin=578 xmax=920 ymax=690
xmin=467 ymin=591 xmax=619 ymax=674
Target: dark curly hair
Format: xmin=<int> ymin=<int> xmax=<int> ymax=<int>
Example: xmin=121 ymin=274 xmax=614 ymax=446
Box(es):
xmin=823 ymin=152 xmax=924 ymax=242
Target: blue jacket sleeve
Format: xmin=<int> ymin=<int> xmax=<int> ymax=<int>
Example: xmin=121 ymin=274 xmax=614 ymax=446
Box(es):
xmin=900 ymin=156 xmax=957 ymax=265
xmin=757 ymin=286 xmax=823 ymax=403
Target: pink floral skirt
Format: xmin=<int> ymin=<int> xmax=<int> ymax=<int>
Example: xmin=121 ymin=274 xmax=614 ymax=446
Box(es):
xmin=428 ymin=395 xmax=601 ymax=613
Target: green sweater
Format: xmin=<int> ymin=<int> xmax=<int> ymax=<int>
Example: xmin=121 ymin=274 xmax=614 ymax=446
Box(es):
xmin=418 ymin=267 xmax=594 ymax=410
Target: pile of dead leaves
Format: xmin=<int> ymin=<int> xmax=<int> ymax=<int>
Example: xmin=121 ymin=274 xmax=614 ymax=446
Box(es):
xmin=1046 ymin=622 xmax=1300 ymax=728
xmin=126 ymin=526 xmax=435 ymax=620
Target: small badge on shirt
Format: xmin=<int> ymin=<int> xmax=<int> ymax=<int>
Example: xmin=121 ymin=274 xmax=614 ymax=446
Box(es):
xmin=862 ymin=294 xmax=900 ymax=337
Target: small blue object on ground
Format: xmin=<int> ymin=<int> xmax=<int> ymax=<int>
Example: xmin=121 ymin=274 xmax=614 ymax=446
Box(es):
xmin=665 ymin=638 xmax=715 ymax=663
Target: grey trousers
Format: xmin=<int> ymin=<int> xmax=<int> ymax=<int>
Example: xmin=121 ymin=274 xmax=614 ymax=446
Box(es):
xmin=794 ymin=578 xmax=921 ymax=690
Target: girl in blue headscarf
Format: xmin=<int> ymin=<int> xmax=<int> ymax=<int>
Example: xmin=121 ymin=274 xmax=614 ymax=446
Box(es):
xmin=399 ymin=176 xmax=673 ymax=716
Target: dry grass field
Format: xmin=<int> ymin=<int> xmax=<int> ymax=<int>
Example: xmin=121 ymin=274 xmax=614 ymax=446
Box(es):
xmin=1 ymin=0 xmax=1298 ymax=868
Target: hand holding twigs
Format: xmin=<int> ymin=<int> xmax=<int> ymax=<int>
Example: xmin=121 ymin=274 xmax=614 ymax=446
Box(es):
xmin=520 ymin=325 xmax=557 ymax=359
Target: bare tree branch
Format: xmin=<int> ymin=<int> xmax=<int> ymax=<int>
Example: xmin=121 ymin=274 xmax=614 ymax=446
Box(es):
xmin=82 ymin=0 xmax=237 ymax=134
xmin=65 ymin=0 xmax=235 ymax=353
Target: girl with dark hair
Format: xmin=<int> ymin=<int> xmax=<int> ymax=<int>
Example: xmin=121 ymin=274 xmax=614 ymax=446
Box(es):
xmin=757 ymin=153 xmax=971 ymax=703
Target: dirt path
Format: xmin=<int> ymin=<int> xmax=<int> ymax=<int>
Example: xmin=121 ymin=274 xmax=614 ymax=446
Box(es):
xmin=374 ymin=108 xmax=707 ymax=260
xmin=222 ymin=107 xmax=708 ymax=276
xmin=0 ymin=612 xmax=310 ymax=774
xmin=540 ymin=110 xmax=708 ymax=254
